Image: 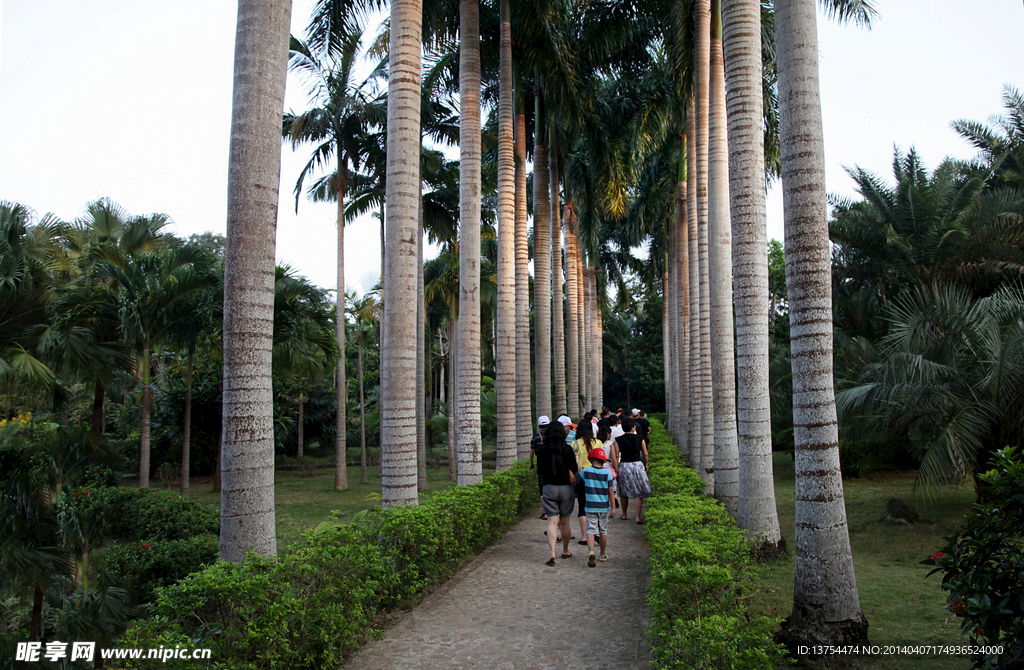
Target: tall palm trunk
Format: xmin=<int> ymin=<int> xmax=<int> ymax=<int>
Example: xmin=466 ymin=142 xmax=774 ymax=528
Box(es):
xmin=595 ymin=276 xmax=603 ymax=410
xmin=581 ymin=260 xmax=591 ymax=411
xmin=181 ymin=346 xmax=194 ymax=494
xmin=696 ymin=0 xmax=715 ymax=493
xmin=456 ymin=0 xmax=482 ymax=485
xmin=774 ymin=0 xmax=867 ymax=648
xmin=588 ymin=268 xmax=599 ymax=411
xmin=663 ymin=270 xmax=671 ymax=423
xmin=447 ymin=318 xmax=459 ymax=482
xmin=550 ymin=147 xmax=567 ymax=416
xmin=709 ymin=0 xmax=739 ymax=516
xmin=335 ymin=159 xmax=348 ymax=490
xmin=514 ymin=100 xmax=532 ymax=459
xmin=140 ymin=345 xmax=151 ymax=488
xmin=564 ymin=206 xmax=580 ymax=418
xmin=687 ymin=103 xmax=702 ymax=468
xmin=220 ymin=0 xmax=291 ymax=560
xmin=722 ymin=0 xmax=783 ymax=555
xmin=380 ymin=0 xmax=422 ymax=507
xmin=417 ymin=218 xmax=427 ymax=490
xmin=358 ymin=332 xmax=368 ymax=484
xmin=578 ymin=253 xmax=587 ymax=411
xmin=494 ymin=0 xmax=517 ymax=471
xmin=297 ymin=396 xmax=304 ymax=459
xmin=676 ymin=142 xmax=691 ymax=458
xmin=667 ymin=220 xmax=679 ymax=439
xmin=533 ymin=96 xmax=552 ymax=420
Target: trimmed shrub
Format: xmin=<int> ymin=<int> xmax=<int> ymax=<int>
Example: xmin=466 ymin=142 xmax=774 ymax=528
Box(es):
xmin=644 ymin=419 xmax=787 ymax=669
xmin=101 ymin=534 xmax=219 ymax=604
xmin=120 ymin=462 xmax=539 ymax=669
xmin=70 ymin=486 xmax=220 ymax=541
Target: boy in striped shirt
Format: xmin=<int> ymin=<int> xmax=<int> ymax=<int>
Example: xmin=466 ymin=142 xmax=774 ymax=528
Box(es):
xmin=581 ymin=447 xmax=616 ymax=567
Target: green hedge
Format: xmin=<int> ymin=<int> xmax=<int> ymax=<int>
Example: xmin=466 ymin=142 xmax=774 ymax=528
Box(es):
xmin=70 ymin=486 xmax=220 ymax=541
xmin=101 ymin=534 xmax=220 ymax=604
xmin=644 ymin=419 xmax=787 ymax=669
xmin=120 ymin=462 xmax=539 ymax=669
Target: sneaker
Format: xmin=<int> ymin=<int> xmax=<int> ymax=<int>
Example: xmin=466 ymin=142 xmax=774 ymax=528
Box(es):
xmin=599 ymin=555 xmax=609 ymax=562
xmin=588 ymin=552 xmax=597 ymax=568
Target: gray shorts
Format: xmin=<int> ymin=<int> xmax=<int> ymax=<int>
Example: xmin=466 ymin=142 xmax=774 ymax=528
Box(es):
xmin=586 ymin=510 xmax=609 ymax=536
xmin=542 ymin=484 xmax=575 ymax=517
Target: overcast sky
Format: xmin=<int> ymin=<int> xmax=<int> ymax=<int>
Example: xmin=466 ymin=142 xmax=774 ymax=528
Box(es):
xmin=2 ymin=1 xmax=1023 ymax=295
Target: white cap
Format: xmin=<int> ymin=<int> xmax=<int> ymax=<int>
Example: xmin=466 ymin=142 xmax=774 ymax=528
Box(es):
xmin=537 ymin=415 xmax=551 ymax=426
xmin=557 ymin=415 xmax=572 ymax=427
xmin=631 ymin=408 xmax=640 ymax=416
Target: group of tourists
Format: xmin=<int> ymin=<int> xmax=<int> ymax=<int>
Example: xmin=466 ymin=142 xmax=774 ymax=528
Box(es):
xmin=529 ymin=407 xmax=652 ymax=568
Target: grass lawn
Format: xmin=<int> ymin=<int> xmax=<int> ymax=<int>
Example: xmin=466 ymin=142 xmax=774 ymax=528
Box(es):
xmin=186 ymin=450 xmax=496 ymax=550
xmin=748 ymin=452 xmax=976 ymax=669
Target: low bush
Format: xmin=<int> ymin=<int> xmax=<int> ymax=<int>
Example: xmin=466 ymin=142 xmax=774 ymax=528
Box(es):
xmin=927 ymin=446 xmax=1024 ymax=669
xmin=70 ymin=486 xmax=220 ymax=541
xmin=101 ymin=534 xmax=220 ymax=604
xmin=644 ymin=419 xmax=787 ymax=669
xmin=120 ymin=462 xmax=539 ymax=669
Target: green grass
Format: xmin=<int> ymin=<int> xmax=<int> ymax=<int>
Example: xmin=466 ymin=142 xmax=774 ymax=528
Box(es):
xmin=748 ymin=453 xmax=976 ymax=669
xmin=186 ymin=459 xmax=487 ymax=550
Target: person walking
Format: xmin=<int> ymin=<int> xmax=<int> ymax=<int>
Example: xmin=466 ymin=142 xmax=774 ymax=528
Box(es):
xmin=613 ymin=417 xmax=651 ymax=524
xmin=580 ymin=447 xmax=615 ymax=566
xmin=571 ymin=419 xmax=602 ymax=545
xmin=530 ymin=415 xmax=551 ymax=519
xmin=537 ymin=421 xmax=579 ymax=565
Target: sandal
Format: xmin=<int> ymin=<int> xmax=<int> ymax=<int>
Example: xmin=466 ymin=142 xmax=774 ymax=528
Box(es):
xmin=619 ymin=514 xmax=627 ymax=520
xmin=636 ymin=519 xmax=645 ymax=525
xmin=546 ymin=557 xmax=556 ymax=566
xmin=560 ymin=552 xmax=573 ymax=559
xmin=577 ymin=539 xmax=588 ymax=545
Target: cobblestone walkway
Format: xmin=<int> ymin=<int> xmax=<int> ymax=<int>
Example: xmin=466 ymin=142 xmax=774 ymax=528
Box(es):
xmin=343 ymin=507 xmax=651 ymax=670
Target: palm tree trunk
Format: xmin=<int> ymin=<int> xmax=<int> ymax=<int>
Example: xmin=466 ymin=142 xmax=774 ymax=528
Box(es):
xmin=696 ymin=0 xmax=715 ymax=494
xmin=514 ymin=98 xmax=532 ymax=460
xmin=297 ymin=396 xmax=304 ymax=459
xmin=140 ymin=344 xmax=151 ymax=488
xmin=220 ymin=0 xmax=291 ymax=559
xmin=589 ymin=268 xmax=599 ymax=412
xmin=774 ymin=0 xmax=867 ymax=648
xmin=380 ymin=0 xmax=422 ymax=507
xmin=667 ymin=220 xmax=679 ymax=438
xmin=494 ymin=0 xmax=517 ymax=472
xmin=687 ymin=102 xmax=702 ymax=469
xmin=663 ymin=270 xmax=671 ymax=419
xmin=595 ymin=276 xmax=603 ymax=410
xmin=709 ymin=0 xmax=739 ymax=516
xmin=583 ymin=265 xmax=592 ymax=412
xmin=335 ymin=158 xmax=348 ymax=491
xmin=723 ymin=0 xmax=783 ymax=555
xmin=577 ymin=250 xmax=587 ymax=412
xmin=417 ymin=202 xmax=428 ymax=490
xmin=456 ymin=0 xmax=483 ymax=485
xmin=550 ymin=147 xmax=567 ymax=416
xmin=91 ymin=382 xmax=105 ymax=435
xmin=181 ymin=346 xmax=194 ymax=494
xmin=564 ymin=206 xmax=580 ymax=418
xmin=676 ymin=146 xmax=691 ymax=458
xmin=359 ymin=333 xmax=368 ymax=484
xmin=533 ymin=95 xmax=552 ymax=420
xmin=447 ymin=317 xmax=459 ymax=482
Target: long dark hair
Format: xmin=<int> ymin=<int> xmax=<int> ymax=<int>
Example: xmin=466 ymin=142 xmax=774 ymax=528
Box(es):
xmin=575 ymin=419 xmax=600 ymax=450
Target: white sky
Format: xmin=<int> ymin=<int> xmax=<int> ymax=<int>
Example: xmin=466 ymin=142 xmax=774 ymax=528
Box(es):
xmin=2 ymin=1 xmax=1023 ymax=295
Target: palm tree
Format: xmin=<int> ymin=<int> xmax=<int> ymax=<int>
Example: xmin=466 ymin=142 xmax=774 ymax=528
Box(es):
xmin=380 ymin=0 xmax=422 ymax=507
xmin=687 ymin=101 xmax=702 ymax=468
xmin=514 ymin=93 xmax=532 ymax=460
xmin=533 ymin=95 xmax=552 ymax=420
xmin=220 ymin=0 xmax=292 ymax=560
xmin=773 ymin=0 xmax=867 ymax=648
xmin=721 ymin=0 xmax=783 ymax=554
xmin=550 ymin=146 xmax=568 ymax=416
xmin=98 ymin=243 xmax=211 ymax=489
xmin=494 ymin=0 xmax=517 ymax=471
xmin=455 ymin=0 xmax=484 ymax=487
xmin=284 ymin=24 xmax=382 ymax=491
xmin=708 ymin=0 xmax=739 ymax=516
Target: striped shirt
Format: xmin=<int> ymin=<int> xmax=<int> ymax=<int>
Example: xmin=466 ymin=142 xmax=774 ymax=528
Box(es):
xmin=580 ymin=465 xmax=614 ymax=515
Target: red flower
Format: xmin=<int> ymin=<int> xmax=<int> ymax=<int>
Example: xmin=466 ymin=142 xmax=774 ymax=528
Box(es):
xmin=932 ymin=551 xmax=948 ymax=563
xmin=949 ymin=597 xmax=965 ymax=614
xmin=143 ymin=543 xmax=151 ymax=549
xmin=976 ymin=627 xmax=984 ymax=637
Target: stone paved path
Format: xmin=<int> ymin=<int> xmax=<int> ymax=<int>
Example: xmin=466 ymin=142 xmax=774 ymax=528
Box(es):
xmin=343 ymin=507 xmax=651 ymax=670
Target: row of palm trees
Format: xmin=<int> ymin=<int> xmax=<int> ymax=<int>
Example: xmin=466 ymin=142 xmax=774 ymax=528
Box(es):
xmin=224 ymin=0 xmax=877 ymax=647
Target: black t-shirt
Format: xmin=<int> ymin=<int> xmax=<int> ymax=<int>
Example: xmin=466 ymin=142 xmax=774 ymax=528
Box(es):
xmin=536 ymin=434 xmax=578 ymax=485
xmin=636 ymin=417 xmax=651 ymax=443
xmin=616 ymin=433 xmax=645 ymax=463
